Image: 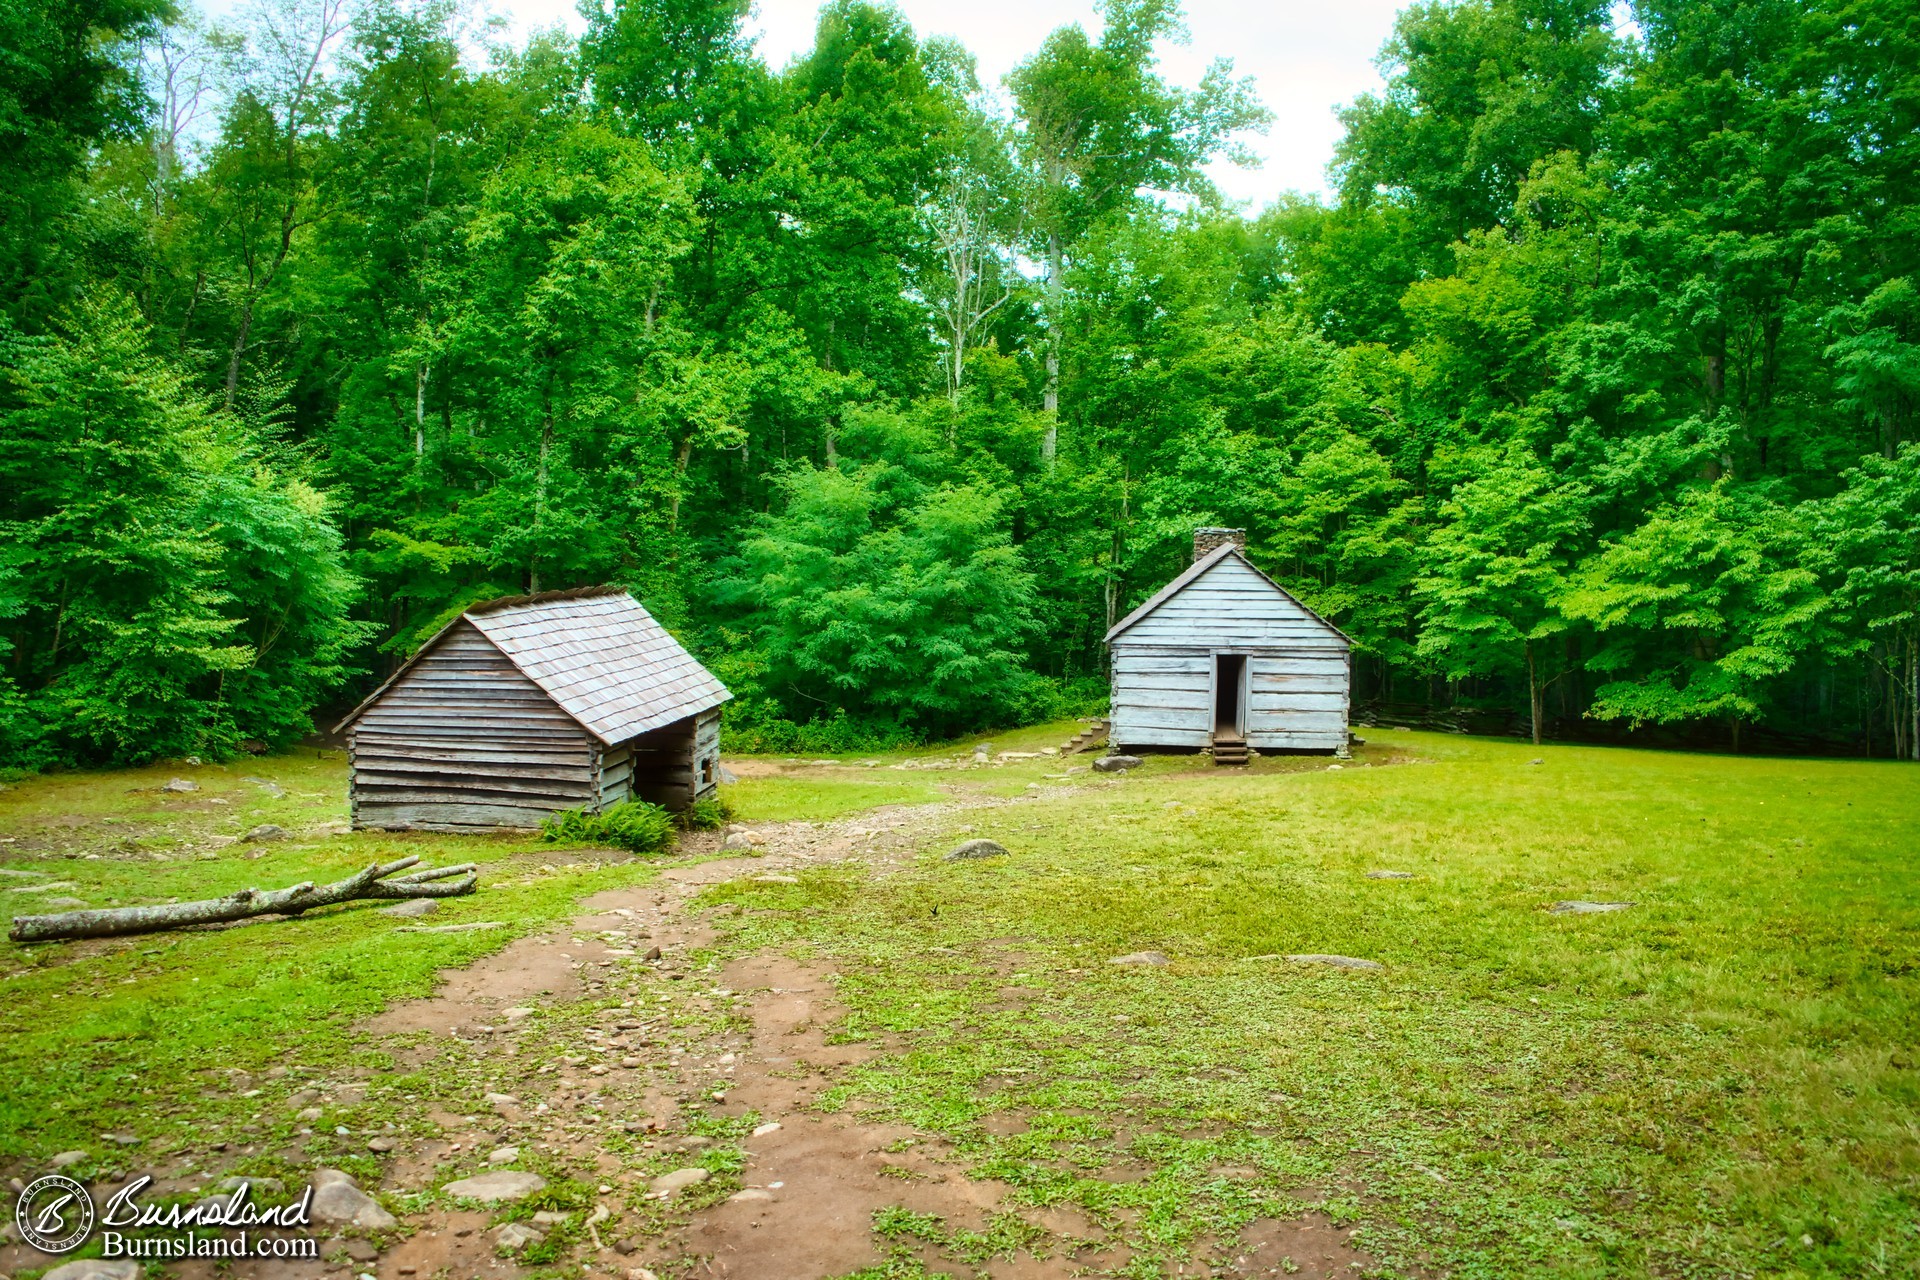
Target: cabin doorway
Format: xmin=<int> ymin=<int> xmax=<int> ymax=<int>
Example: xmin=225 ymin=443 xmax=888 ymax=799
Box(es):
xmin=1213 ymin=653 xmax=1247 ymax=740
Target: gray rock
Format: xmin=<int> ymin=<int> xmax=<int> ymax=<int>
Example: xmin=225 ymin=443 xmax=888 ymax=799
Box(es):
xmin=651 ymin=1167 xmax=710 ymax=1195
xmin=443 ymin=1170 xmax=547 ymax=1203
xmin=1365 ymin=871 xmax=1416 ymax=880
xmin=1109 ymin=950 xmax=1169 ymax=966
xmin=729 ymin=1188 xmax=774 ymax=1203
xmin=494 ymin=1221 xmax=546 ymax=1252
xmin=1528 ymin=758 xmax=1544 ymax=765
xmin=308 ymin=1170 xmax=398 ymax=1230
xmin=366 ymin=1136 xmax=396 ymax=1153
xmin=1093 ymin=755 xmax=1142 ymax=773
xmin=101 ymin=1132 xmax=140 ymax=1146
xmin=946 ymin=838 xmax=1010 ymax=861
xmin=380 ymin=898 xmax=438 ymax=918
xmin=43 ymin=1261 xmax=142 ymax=1280
xmin=50 ymin=1149 xmax=88 ymax=1168
xmin=243 ymin=824 xmax=288 ymax=842
xmin=241 ymin=776 xmax=287 ymax=799
xmin=43 ymin=897 xmax=88 ymax=909
xmin=162 ymin=778 xmax=199 ymax=793
xmin=721 ymin=833 xmax=756 ymax=851
xmin=1286 ymin=954 xmax=1383 ymax=971
xmin=1548 ymin=900 xmax=1634 ymax=915
xmin=488 ymin=1145 xmax=521 ymax=1165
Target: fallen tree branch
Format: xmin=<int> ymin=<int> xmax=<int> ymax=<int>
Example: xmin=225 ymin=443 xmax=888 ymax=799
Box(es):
xmin=8 ymin=857 xmax=480 ymax=943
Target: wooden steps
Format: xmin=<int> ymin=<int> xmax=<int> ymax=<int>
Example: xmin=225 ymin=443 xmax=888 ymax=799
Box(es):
xmin=1211 ymin=737 xmax=1249 ymax=766
xmin=1060 ymin=719 xmax=1110 ymax=756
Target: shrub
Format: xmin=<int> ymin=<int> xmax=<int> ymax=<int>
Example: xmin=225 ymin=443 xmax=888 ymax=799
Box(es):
xmin=680 ymin=794 xmax=735 ymax=830
xmin=540 ymin=800 xmax=676 ymax=853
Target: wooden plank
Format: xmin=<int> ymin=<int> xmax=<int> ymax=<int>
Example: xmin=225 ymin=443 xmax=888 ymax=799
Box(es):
xmin=352 ymin=756 xmax=595 ymax=784
xmin=353 ymin=770 xmax=592 ymax=796
xmin=1114 ymin=687 xmax=1210 ymax=710
xmin=352 ymin=743 xmax=591 ymax=767
xmin=1248 ymin=693 xmax=1349 ymax=713
xmin=356 ymin=800 xmax=550 ymax=829
xmin=1111 ymin=706 xmax=1212 ymax=732
xmin=354 ymin=779 xmax=588 ymax=804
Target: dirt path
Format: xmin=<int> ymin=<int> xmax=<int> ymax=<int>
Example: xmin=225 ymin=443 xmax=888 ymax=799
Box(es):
xmin=22 ymin=789 xmax=1371 ymax=1279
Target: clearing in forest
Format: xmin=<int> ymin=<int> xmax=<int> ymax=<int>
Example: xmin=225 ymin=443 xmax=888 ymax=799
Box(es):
xmin=1 ymin=726 xmax=1915 ymax=1278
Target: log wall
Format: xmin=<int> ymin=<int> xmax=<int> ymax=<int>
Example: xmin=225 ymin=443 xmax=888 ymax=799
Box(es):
xmin=348 ymin=620 xmax=596 ymax=831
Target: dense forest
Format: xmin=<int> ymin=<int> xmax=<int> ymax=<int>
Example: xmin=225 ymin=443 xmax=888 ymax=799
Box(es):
xmin=1 ymin=0 xmax=1916 ymax=767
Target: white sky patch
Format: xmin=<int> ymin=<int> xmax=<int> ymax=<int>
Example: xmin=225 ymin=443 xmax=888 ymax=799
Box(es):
xmin=199 ymin=0 xmax=1405 ymax=204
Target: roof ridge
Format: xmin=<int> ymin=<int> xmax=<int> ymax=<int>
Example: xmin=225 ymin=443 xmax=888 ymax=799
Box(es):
xmin=464 ymin=584 xmax=623 ymax=615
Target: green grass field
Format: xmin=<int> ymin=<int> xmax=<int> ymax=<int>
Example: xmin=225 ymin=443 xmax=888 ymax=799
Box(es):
xmin=2 ymin=729 xmax=1916 ymax=1277
xmin=710 ymin=732 xmax=1920 ymax=1277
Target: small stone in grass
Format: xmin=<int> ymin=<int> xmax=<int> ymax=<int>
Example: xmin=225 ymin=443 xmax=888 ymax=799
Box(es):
xmin=50 ymin=1149 xmax=87 ymax=1168
xmin=442 ymin=1170 xmax=547 ymax=1202
xmin=1365 ymin=871 xmax=1416 ymax=880
xmin=1548 ymin=900 xmax=1634 ymax=914
xmin=1109 ymin=951 xmax=1169 ymax=966
xmin=494 ymin=1222 xmax=545 ymax=1252
xmin=488 ymin=1145 xmax=521 ymax=1164
xmin=366 ymin=1136 xmax=396 ymax=1153
xmin=243 ymin=824 xmax=287 ymax=841
xmin=729 ymin=1188 xmax=774 ymax=1203
xmin=651 ymin=1167 xmax=710 ymax=1195
xmin=946 ymin=839 xmax=1010 ymax=861
xmin=163 ymin=778 xmax=199 ymax=793
xmin=381 ymin=898 xmax=437 ymax=918
xmin=1286 ymin=954 xmax=1383 ymax=971
xmin=751 ymin=1121 xmax=781 ymax=1137
xmin=1093 ymin=755 xmax=1142 ymax=773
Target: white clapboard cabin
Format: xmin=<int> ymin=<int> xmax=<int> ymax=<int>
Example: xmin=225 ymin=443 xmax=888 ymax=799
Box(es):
xmin=333 ymin=588 xmax=731 ymax=831
xmin=1105 ymin=529 xmax=1350 ymax=761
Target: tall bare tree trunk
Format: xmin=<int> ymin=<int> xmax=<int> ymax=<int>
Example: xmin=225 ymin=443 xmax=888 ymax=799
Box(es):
xmin=1526 ymin=640 xmax=1544 ymax=746
xmin=1042 ymin=230 xmax=1062 ymax=466
xmin=414 ymin=363 xmax=428 ymax=457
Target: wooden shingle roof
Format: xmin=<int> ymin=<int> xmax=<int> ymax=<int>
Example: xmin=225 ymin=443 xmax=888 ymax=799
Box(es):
xmin=336 ymin=588 xmax=730 ymax=744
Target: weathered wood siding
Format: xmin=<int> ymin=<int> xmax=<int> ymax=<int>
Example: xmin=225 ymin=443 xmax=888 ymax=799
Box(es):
xmin=1116 ymin=555 xmax=1345 ymax=649
xmin=1108 ymin=649 xmax=1214 ymax=747
xmin=1109 ymin=553 xmax=1349 ymax=752
xmin=348 ymin=620 xmax=595 ymax=831
xmin=1246 ymin=650 xmax=1349 ymax=750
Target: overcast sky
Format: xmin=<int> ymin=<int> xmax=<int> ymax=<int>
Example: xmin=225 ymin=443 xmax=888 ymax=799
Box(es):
xmin=203 ymin=0 xmax=1409 ymax=205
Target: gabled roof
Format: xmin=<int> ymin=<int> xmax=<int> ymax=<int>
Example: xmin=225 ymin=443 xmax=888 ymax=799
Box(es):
xmin=1103 ymin=544 xmax=1350 ymax=644
xmin=335 ymin=587 xmax=731 ymax=744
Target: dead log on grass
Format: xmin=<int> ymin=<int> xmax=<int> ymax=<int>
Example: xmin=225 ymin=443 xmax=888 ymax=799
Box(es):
xmin=7 ymin=856 xmax=478 ymax=943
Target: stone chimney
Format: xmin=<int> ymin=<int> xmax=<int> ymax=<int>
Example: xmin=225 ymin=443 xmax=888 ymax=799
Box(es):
xmin=1193 ymin=527 xmax=1247 ymax=562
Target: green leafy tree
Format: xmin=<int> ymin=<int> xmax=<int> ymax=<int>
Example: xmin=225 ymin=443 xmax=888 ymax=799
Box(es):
xmin=1416 ymin=443 xmax=1589 ymax=743
xmin=716 ymin=466 xmax=1038 ymax=736
xmin=1008 ymin=0 xmax=1267 ymax=460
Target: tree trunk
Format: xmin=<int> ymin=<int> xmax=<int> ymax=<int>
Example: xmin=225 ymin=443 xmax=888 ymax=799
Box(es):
xmin=224 ymin=299 xmax=255 ymax=411
xmin=9 ymin=858 xmax=476 ymax=943
xmin=1526 ymin=640 xmax=1544 ymax=746
xmin=414 ymin=363 xmax=428 ymax=457
xmin=1042 ymin=229 xmax=1062 ymax=466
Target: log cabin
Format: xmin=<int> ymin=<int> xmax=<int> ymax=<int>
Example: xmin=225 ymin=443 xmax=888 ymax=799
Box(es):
xmin=334 ymin=587 xmax=730 ymax=830
xmin=1105 ymin=530 xmax=1350 ymax=762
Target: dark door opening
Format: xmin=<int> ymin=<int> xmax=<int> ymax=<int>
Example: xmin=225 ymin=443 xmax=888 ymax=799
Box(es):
xmin=1214 ymin=654 xmax=1246 ymax=739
